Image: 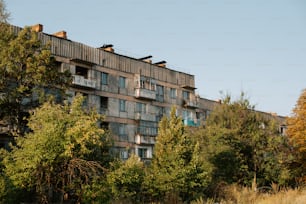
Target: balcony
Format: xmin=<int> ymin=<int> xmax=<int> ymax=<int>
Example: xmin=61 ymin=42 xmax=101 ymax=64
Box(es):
xmin=135 ymin=135 xmax=156 ymax=145
xmin=72 ymin=75 xmax=96 ymax=89
xmin=186 ymin=100 xmax=199 ymax=108
xmin=135 ymin=88 xmax=156 ymax=100
xmin=135 ymin=112 xmax=156 ymax=121
xmin=183 ymin=99 xmax=199 ymax=109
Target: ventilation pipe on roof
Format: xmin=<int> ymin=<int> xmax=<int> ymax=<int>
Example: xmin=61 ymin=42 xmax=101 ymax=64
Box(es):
xmin=100 ymin=44 xmax=114 ymax=52
xmin=53 ymin=31 xmax=67 ymax=39
xmin=138 ymin=55 xmax=152 ymax=63
xmin=154 ymin=60 xmax=167 ymax=67
xmin=31 ymin=24 xmax=43 ymax=32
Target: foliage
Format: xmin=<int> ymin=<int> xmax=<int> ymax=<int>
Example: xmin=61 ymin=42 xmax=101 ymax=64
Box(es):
xmin=286 ymin=89 xmax=306 ymax=183
xmin=107 ymin=154 xmax=145 ymax=203
xmin=81 ymin=176 xmax=112 ymax=204
xmin=1 ymin=95 xmax=112 ymax=203
xmin=0 ymin=26 xmax=71 ymax=136
xmin=147 ymin=107 xmax=212 ymax=202
xmin=201 ymin=93 xmax=291 ymax=188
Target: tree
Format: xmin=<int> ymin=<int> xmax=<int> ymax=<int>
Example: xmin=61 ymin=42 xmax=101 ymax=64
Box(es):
xmin=107 ymin=154 xmax=145 ymax=203
xmin=0 ymin=0 xmax=9 ymax=23
xmin=286 ymin=89 xmax=306 ymax=183
xmin=202 ymin=94 xmax=291 ymax=189
xmin=0 ymin=26 xmax=71 ymax=137
xmin=147 ymin=107 xmax=212 ymax=202
xmin=1 ymin=95 xmax=112 ymax=203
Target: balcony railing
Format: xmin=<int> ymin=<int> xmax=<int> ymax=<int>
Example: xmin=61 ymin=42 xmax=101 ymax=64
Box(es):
xmin=135 ymin=112 xmax=156 ymax=121
xmin=135 ymin=88 xmax=156 ymax=100
xmin=183 ymin=99 xmax=199 ymax=108
xmin=186 ymin=100 xmax=199 ymax=108
xmin=72 ymin=75 xmax=96 ymax=89
xmin=135 ymin=135 xmax=156 ymax=145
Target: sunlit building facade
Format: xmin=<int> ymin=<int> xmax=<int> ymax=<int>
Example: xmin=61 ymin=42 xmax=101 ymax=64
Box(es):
xmin=0 ymin=24 xmax=286 ymax=159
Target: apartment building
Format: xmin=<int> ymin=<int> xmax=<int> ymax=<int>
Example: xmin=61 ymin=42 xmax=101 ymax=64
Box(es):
xmin=15 ymin=24 xmax=210 ymax=161
xmin=0 ymin=24 xmax=286 ymax=158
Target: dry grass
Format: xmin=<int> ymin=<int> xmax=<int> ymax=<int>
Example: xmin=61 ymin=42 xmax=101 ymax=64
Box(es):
xmin=194 ymin=184 xmax=306 ymax=204
xmin=114 ymin=185 xmax=306 ymax=204
xmin=255 ymin=188 xmax=306 ymax=204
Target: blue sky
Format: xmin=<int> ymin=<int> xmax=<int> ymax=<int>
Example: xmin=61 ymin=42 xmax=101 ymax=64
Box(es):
xmin=7 ymin=0 xmax=306 ymax=116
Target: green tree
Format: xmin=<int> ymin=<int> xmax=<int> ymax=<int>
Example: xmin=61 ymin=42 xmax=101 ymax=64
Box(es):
xmin=1 ymin=95 xmax=112 ymax=203
xmin=0 ymin=25 xmax=71 ymax=137
xmin=202 ymin=94 xmax=291 ymax=189
xmin=147 ymin=107 xmax=212 ymax=203
xmin=107 ymin=154 xmax=145 ymax=203
xmin=286 ymin=89 xmax=306 ymax=184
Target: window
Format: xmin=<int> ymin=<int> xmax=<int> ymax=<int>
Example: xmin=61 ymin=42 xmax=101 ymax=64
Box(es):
xmin=100 ymin=96 xmax=108 ymax=115
xmin=76 ymin=66 xmax=88 ymax=78
xmin=156 ymin=106 xmax=165 ymax=122
xmin=183 ymin=91 xmax=190 ymax=100
xmin=119 ymin=76 xmax=126 ymax=88
xmin=136 ymin=102 xmax=146 ymax=113
xmin=182 ymin=110 xmax=192 ymax=119
xmin=100 ymin=96 xmax=108 ymax=110
xmin=140 ymin=78 xmax=145 ymax=88
xmin=196 ymin=112 xmax=201 ymax=120
xmin=119 ymin=124 xmax=126 ymax=135
xmin=100 ymin=122 xmax=109 ymax=130
xmin=137 ymin=121 xmax=158 ymax=136
xmin=81 ymin=93 xmax=88 ymax=107
xmin=138 ymin=148 xmax=147 ymax=159
xmin=119 ymin=148 xmax=128 ymax=159
xmin=101 ymin=72 xmax=108 ymax=85
xmin=119 ymin=124 xmax=128 ymax=141
xmin=119 ymin=99 xmax=126 ymax=112
xmin=156 ymin=85 xmax=164 ymax=102
xmin=170 ymin=88 xmax=176 ymax=99
xmin=137 ymin=126 xmax=158 ymax=136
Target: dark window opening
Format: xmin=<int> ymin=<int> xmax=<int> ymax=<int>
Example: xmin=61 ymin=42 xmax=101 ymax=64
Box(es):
xmin=100 ymin=96 xmax=108 ymax=109
xmin=76 ymin=66 xmax=88 ymax=78
xmin=100 ymin=122 xmax=109 ymax=130
xmin=138 ymin=148 xmax=147 ymax=158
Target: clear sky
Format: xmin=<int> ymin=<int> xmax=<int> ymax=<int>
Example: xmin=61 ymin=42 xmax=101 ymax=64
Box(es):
xmin=7 ymin=0 xmax=306 ymax=116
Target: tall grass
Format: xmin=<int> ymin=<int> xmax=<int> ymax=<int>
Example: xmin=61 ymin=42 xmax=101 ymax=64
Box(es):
xmin=191 ymin=185 xmax=306 ymax=204
xmin=255 ymin=188 xmax=306 ymax=204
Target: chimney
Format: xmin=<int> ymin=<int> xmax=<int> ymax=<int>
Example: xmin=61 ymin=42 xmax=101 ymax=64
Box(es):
xmin=100 ymin=44 xmax=114 ymax=52
xmin=154 ymin=60 xmax=167 ymax=68
xmin=138 ymin=55 xmax=152 ymax=64
xmin=31 ymin=24 xmax=43 ymax=32
xmin=53 ymin=31 xmax=67 ymax=39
